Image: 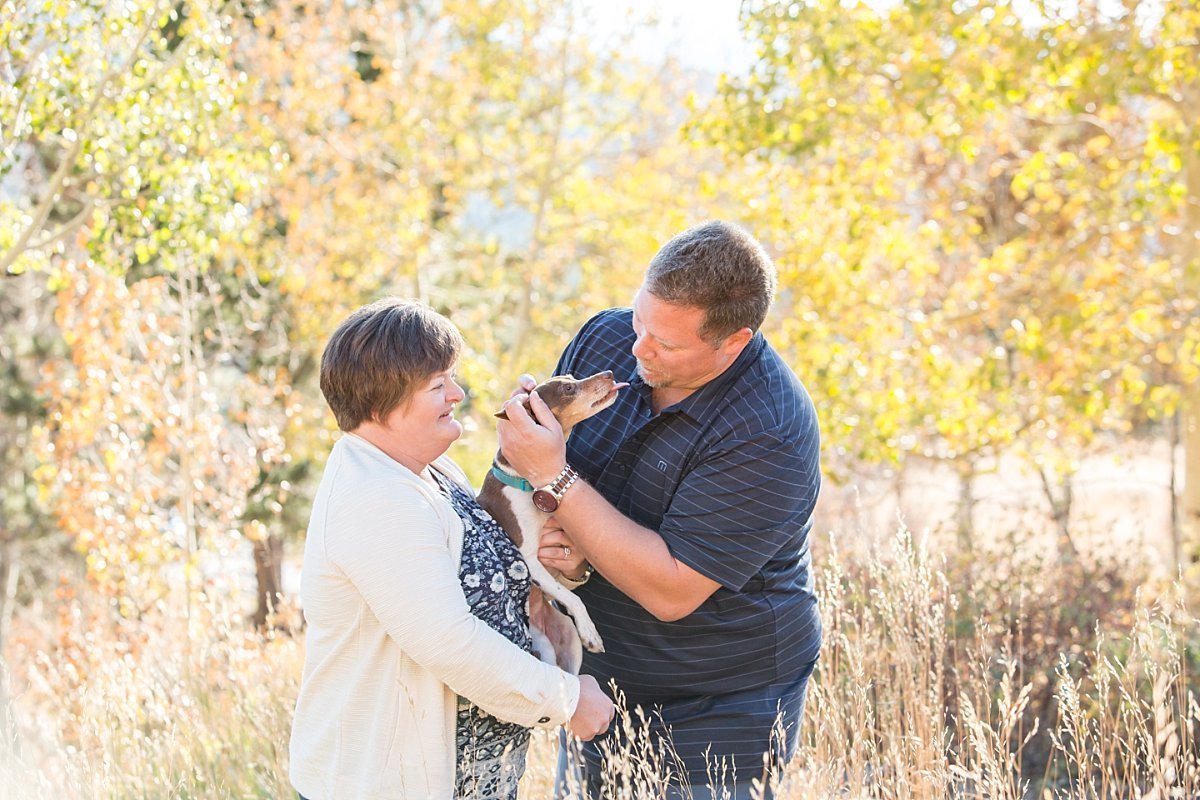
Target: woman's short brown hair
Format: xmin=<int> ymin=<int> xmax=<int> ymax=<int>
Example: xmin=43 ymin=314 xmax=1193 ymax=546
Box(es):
xmin=319 ymin=298 xmax=464 ymax=431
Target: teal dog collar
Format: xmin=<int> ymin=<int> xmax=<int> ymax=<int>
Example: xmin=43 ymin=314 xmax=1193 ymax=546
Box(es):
xmin=490 ymin=465 xmax=534 ymax=493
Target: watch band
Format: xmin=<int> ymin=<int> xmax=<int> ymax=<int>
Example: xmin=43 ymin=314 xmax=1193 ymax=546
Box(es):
xmin=544 ymin=464 xmax=578 ymax=499
xmin=549 ymin=465 xmax=578 ymax=496
xmin=532 ymin=464 xmax=579 ymax=513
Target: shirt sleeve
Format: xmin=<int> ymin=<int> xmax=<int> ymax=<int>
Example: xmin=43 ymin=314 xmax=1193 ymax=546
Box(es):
xmin=553 ymin=308 xmax=622 ymax=377
xmin=553 ymin=321 xmax=589 ymax=377
xmin=325 ymin=479 xmax=580 ymax=727
xmin=658 ymin=427 xmax=821 ymax=591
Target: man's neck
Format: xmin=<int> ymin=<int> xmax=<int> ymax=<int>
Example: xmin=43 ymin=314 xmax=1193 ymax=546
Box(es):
xmin=650 ymin=386 xmax=694 ymax=414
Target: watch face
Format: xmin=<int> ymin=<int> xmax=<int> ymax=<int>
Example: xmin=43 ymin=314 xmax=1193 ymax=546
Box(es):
xmin=532 ymin=489 xmax=559 ymax=513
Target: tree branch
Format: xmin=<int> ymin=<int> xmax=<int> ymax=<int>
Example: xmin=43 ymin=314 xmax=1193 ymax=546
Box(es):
xmin=0 ymin=3 xmax=163 ymax=275
xmin=23 ymin=195 xmax=97 ymax=251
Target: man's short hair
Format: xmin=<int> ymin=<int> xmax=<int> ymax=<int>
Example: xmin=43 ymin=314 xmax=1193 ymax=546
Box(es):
xmin=319 ymin=297 xmax=463 ymax=431
xmin=644 ymin=220 xmax=777 ymax=343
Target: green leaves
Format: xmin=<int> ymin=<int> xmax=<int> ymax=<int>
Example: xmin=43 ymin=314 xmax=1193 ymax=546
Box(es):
xmin=2 ymin=0 xmax=265 ymax=279
xmin=695 ymin=0 xmax=1200 ymax=495
xmin=8 ymin=0 xmax=1200 ymax=595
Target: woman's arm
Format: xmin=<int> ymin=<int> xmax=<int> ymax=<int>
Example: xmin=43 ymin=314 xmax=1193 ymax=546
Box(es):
xmin=327 ymin=478 xmax=580 ymax=727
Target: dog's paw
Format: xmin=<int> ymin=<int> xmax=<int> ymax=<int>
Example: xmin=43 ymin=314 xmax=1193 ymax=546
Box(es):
xmin=577 ymin=620 xmax=605 ymax=653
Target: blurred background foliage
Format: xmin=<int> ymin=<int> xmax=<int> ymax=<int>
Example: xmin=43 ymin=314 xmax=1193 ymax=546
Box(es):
xmin=2 ymin=0 xmax=1200 ymax=795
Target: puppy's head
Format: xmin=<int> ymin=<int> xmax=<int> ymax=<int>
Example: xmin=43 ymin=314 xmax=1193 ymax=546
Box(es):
xmin=496 ymin=371 xmax=628 ymax=436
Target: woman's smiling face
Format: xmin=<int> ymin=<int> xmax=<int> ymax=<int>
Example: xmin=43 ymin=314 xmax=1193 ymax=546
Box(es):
xmin=378 ymin=367 xmax=466 ymax=468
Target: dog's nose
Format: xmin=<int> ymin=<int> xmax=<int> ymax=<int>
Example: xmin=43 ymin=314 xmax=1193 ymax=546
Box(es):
xmin=600 ymin=370 xmax=613 ymax=380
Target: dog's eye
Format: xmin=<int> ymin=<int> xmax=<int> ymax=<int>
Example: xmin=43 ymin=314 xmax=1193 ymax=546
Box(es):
xmin=563 ymin=384 xmax=577 ymax=395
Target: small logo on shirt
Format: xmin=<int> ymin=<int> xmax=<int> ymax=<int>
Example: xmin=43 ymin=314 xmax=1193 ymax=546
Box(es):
xmin=657 ymin=460 xmax=668 ymax=472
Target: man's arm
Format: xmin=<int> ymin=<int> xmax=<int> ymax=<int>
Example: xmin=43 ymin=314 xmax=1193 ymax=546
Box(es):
xmin=554 ymin=480 xmax=720 ymax=621
xmin=497 ymin=391 xmax=720 ymax=622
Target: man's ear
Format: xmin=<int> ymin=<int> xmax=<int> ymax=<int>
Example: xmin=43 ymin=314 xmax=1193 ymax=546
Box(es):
xmin=721 ymin=327 xmax=754 ymax=356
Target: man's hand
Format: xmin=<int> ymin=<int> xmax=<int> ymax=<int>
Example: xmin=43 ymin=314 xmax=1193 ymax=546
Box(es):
xmin=497 ymin=390 xmax=568 ymax=488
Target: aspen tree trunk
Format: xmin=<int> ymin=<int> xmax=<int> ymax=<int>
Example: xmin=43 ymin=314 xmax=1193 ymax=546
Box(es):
xmin=1178 ymin=83 xmax=1200 ymax=565
xmin=1183 ymin=390 xmax=1200 ymax=563
xmin=1185 ymin=323 xmax=1200 ymax=555
xmin=506 ymin=7 xmax=572 ymax=378
xmin=252 ymin=534 xmax=285 ymax=630
xmin=955 ymin=458 xmax=976 ymax=554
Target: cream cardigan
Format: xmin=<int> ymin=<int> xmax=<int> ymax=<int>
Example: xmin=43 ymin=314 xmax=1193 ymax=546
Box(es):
xmin=289 ymin=434 xmax=580 ymax=799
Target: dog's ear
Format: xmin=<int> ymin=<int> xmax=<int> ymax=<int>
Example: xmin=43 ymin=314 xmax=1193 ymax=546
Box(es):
xmin=495 ymin=397 xmax=534 ymax=420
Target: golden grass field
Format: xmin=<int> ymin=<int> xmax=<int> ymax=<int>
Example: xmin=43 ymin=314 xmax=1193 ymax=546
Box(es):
xmin=1 ymin=520 xmax=1196 ymax=799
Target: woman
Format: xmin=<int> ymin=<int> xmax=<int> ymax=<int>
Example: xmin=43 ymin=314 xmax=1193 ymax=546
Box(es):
xmin=289 ymin=298 xmax=614 ymax=800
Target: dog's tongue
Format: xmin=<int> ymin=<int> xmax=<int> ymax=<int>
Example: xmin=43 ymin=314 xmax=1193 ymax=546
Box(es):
xmin=613 ymin=382 xmax=629 ymax=390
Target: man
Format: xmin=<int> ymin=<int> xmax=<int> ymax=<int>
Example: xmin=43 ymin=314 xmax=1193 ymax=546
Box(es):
xmin=498 ymin=221 xmax=822 ymax=799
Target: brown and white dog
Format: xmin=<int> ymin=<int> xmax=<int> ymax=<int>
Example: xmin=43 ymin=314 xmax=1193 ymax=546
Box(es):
xmin=477 ymin=371 xmax=626 ymax=674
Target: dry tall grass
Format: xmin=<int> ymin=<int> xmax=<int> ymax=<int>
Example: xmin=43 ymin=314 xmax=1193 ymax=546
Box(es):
xmin=1 ymin=603 xmax=300 ymax=799
xmin=2 ymin=530 xmax=1196 ymax=799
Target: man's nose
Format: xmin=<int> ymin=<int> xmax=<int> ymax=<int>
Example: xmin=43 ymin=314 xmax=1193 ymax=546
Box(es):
xmin=631 ymin=334 xmax=652 ymax=360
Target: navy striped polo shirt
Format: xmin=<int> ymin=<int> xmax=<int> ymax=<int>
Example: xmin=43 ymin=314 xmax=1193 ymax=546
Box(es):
xmin=556 ymin=308 xmax=823 ymax=784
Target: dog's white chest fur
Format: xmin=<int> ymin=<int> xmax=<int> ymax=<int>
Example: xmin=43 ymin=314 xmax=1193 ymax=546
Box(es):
xmin=497 ymin=483 xmax=603 ymax=658
xmin=502 ymin=484 xmax=550 ymax=549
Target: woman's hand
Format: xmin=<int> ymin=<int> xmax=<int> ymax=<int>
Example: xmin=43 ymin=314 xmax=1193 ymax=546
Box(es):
xmin=537 ymin=516 xmax=588 ymax=579
xmin=509 ymin=373 xmax=537 ymax=399
xmin=569 ymin=674 xmax=614 ymax=741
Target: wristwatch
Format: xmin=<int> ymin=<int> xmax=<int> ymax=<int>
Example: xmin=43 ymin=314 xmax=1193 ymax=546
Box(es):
xmin=532 ymin=464 xmax=580 ymax=513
